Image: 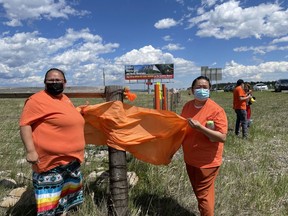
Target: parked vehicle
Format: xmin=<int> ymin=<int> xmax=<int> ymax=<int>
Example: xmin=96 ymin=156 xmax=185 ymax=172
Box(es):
xmin=253 ymin=83 xmax=268 ymax=91
xmin=223 ymin=84 xmax=235 ymax=92
xmin=274 ymin=79 xmax=288 ymax=92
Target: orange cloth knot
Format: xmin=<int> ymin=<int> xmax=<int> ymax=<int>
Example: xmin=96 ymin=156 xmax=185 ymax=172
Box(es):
xmin=123 ymin=87 xmax=137 ymax=101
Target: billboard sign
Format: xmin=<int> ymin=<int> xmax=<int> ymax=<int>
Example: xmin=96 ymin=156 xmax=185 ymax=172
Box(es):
xmin=201 ymin=66 xmax=222 ymax=81
xmin=125 ymin=64 xmax=174 ymax=80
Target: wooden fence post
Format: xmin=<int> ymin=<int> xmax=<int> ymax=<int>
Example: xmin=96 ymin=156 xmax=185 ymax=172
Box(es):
xmin=105 ymin=85 xmax=129 ymax=216
xmin=170 ymin=91 xmax=181 ymax=112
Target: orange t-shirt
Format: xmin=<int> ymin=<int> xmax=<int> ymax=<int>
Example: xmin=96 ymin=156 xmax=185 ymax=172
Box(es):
xmin=233 ymin=85 xmax=246 ymax=110
xmin=19 ymin=90 xmax=85 ymax=173
xmin=181 ymin=99 xmax=228 ymax=168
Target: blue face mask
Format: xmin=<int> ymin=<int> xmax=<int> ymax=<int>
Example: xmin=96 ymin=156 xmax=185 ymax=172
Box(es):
xmin=194 ymin=88 xmax=210 ymax=101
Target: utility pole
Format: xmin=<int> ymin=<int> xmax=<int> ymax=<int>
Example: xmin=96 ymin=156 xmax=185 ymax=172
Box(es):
xmin=103 ymin=68 xmax=106 ymax=86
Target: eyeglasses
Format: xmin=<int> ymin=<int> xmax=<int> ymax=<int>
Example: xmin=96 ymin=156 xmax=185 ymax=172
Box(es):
xmin=45 ymin=79 xmax=64 ymax=83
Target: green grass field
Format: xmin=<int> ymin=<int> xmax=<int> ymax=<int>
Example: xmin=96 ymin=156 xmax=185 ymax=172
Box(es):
xmin=0 ymin=90 xmax=287 ymax=215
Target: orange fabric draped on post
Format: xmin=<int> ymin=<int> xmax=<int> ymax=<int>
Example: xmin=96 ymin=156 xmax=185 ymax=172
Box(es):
xmin=77 ymin=101 xmax=187 ymax=165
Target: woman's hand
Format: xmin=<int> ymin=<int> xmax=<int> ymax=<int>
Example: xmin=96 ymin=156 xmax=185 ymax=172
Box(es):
xmin=187 ymin=118 xmax=226 ymax=142
xmin=26 ymin=150 xmax=39 ymax=164
xmin=187 ymin=118 xmax=202 ymax=129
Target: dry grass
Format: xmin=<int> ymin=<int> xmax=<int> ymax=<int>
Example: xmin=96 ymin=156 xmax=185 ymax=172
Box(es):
xmin=0 ymin=89 xmax=288 ymax=215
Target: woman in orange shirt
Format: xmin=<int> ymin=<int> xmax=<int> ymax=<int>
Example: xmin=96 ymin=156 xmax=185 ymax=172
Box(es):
xmin=19 ymin=68 xmax=85 ymax=216
xmin=181 ymin=76 xmax=228 ymax=216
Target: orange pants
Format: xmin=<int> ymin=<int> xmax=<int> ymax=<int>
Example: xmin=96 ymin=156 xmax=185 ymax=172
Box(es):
xmin=186 ymin=164 xmax=220 ymax=216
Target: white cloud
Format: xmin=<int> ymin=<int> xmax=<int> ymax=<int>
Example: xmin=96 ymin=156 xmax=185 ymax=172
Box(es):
xmin=163 ymin=35 xmax=173 ymax=41
xmin=234 ymin=44 xmax=288 ymax=55
xmin=201 ymin=0 xmax=218 ymax=8
xmin=0 ymin=28 xmax=119 ymax=86
xmin=271 ymin=36 xmax=288 ymax=44
xmin=223 ymin=60 xmax=288 ymax=82
xmin=0 ymin=0 xmax=287 ymax=88
xmin=1 ymin=30 xmax=287 ymax=88
xmin=115 ymin=45 xmax=175 ymax=65
xmin=4 ymin=19 xmax=22 ymax=27
xmin=0 ymin=0 xmax=89 ymax=26
xmin=114 ymin=45 xmax=199 ymax=88
xmin=0 ymin=32 xmax=199 ymax=88
xmin=176 ymin=0 xmax=184 ymax=6
xmin=162 ymin=43 xmax=185 ymax=51
xmin=154 ymin=18 xmax=178 ymax=29
xmin=187 ymin=1 xmax=288 ymax=39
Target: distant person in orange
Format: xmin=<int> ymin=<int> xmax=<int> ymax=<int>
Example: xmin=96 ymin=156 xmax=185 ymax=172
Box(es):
xmin=181 ymin=76 xmax=228 ymax=216
xmin=233 ymin=79 xmax=252 ymax=138
xmin=19 ymin=68 xmax=85 ymax=216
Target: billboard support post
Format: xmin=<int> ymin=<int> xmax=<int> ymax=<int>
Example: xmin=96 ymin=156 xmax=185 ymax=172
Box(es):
xmin=201 ymin=66 xmax=222 ymax=90
xmin=146 ymin=79 xmax=152 ymax=94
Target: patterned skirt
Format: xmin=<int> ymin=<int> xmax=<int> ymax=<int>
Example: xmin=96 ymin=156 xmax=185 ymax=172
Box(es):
xmin=33 ymin=160 xmax=83 ymax=215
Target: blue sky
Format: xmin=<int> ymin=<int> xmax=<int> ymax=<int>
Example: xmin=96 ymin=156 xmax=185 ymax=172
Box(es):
xmin=0 ymin=0 xmax=288 ymax=89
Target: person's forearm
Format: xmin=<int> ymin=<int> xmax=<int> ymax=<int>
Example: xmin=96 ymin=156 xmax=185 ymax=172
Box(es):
xmin=198 ymin=125 xmax=226 ymax=142
xmin=187 ymin=118 xmax=226 ymax=142
xmin=20 ymin=125 xmax=39 ymax=163
xmin=240 ymin=95 xmax=251 ymax=101
xmin=20 ymin=125 xmax=36 ymax=153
